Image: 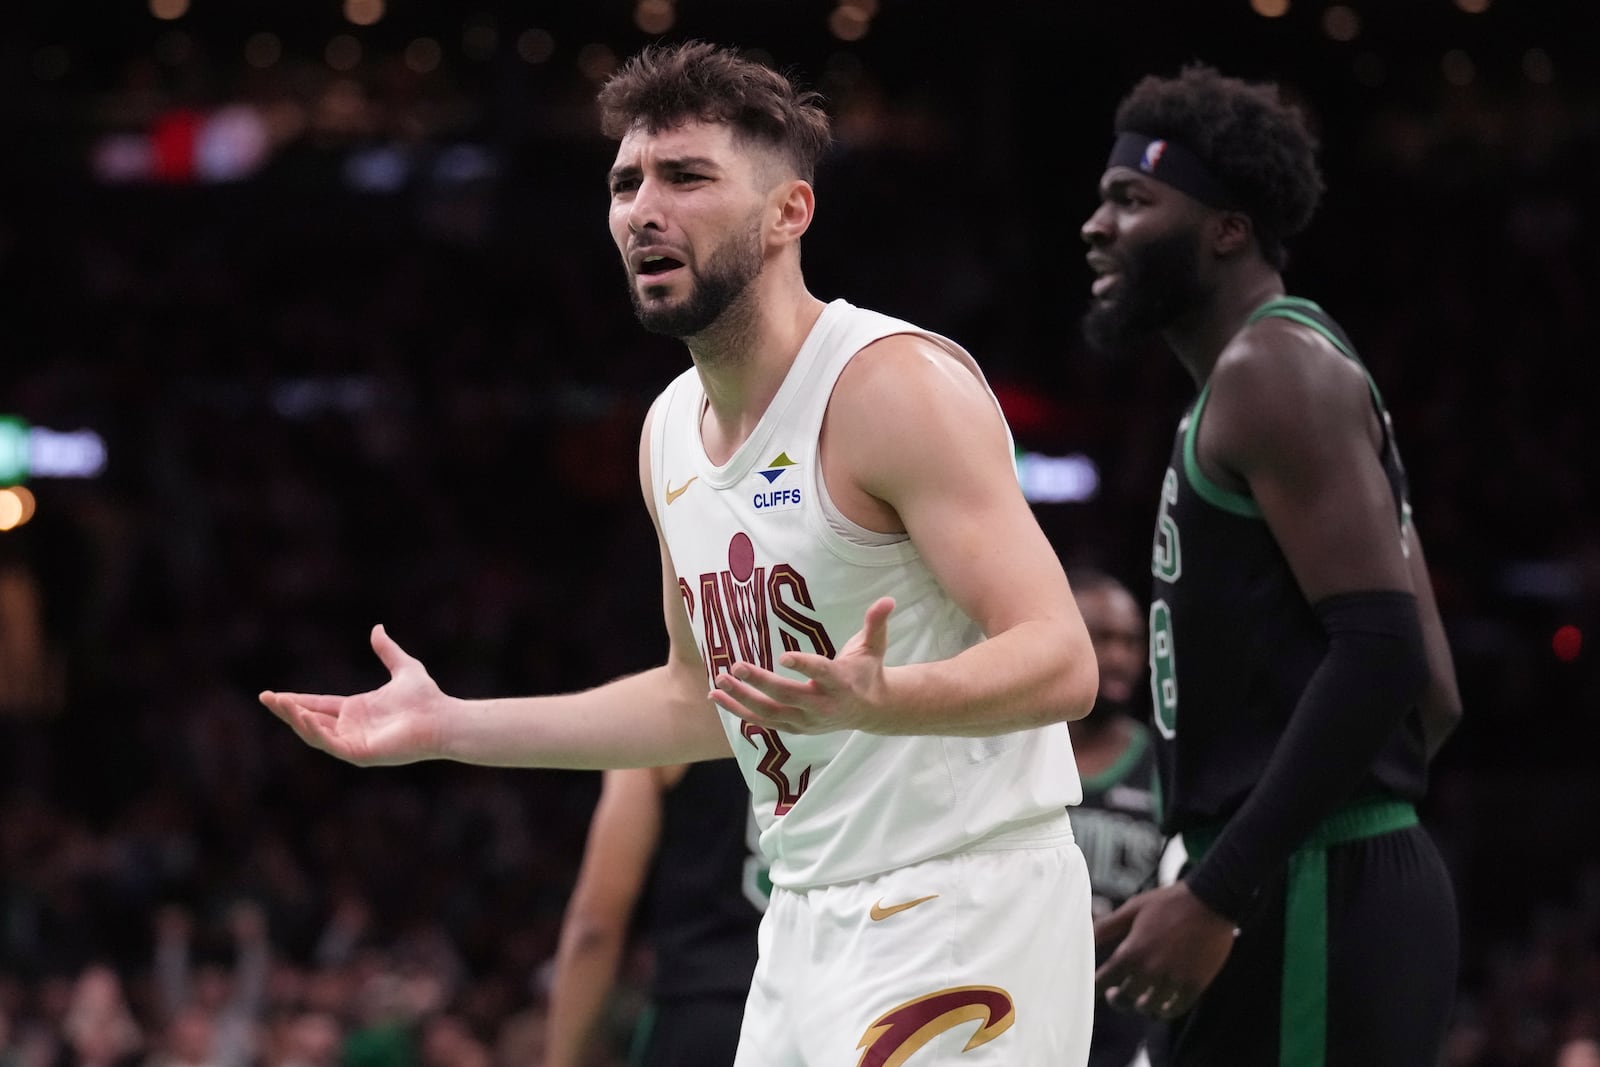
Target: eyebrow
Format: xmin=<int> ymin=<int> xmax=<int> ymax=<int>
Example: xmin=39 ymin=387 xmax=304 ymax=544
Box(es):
xmin=608 ymin=155 xmax=723 ymax=187
xmin=1100 ymin=172 xmax=1155 ymax=198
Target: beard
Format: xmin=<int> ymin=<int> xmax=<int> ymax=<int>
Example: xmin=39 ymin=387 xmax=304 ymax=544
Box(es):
xmin=629 ymin=219 xmax=764 ymax=340
xmin=1082 ymin=228 xmax=1208 ymax=354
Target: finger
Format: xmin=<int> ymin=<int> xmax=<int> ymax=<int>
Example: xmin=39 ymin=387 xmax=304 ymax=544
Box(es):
xmin=709 ymin=686 xmax=782 ymax=730
xmin=260 ymin=691 xmax=342 ymax=716
xmin=860 ymin=596 xmax=894 ymax=657
xmin=1156 ymin=989 xmax=1192 ymax=1020
xmin=1134 ymin=984 xmax=1170 ymax=1015
xmin=258 ymin=692 xmax=300 ymax=726
xmin=1093 ymin=902 xmax=1137 ymax=948
xmin=290 ymin=706 xmax=347 ymax=755
xmin=268 ymin=700 xmax=341 ymax=753
xmin=1116 ymin=973 xmax=1160 ymax=1014
xmin=729 ymin=662 xmax=815 ymax=704
xmin=1094 ymin=951 xmax=1132 ymax=994
xmin=1099 ymin=978 xmax=1138 ymax=1014
xmin=1137 ymin=985 xmax=1188 ymax=1020
xmin=712 ymin=671 xmax=801 ymax=722
xmin=369 ymin=624 xmax=412 ymax=676
xmin=775 ymin=651 xmax=833 ymax=680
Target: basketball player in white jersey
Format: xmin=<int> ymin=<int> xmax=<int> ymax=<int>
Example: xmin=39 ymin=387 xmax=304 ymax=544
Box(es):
xmin=260 ymin=40 xmax=1099 ymax=1066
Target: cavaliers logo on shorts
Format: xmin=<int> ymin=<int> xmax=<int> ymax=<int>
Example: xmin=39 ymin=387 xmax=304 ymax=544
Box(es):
xmin=854 ymin=985 xmax=1015 ymax=1066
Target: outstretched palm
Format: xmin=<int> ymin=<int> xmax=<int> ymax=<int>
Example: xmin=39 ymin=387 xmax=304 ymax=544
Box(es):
xmin=260 ymin=625 xmax=445 ymax=766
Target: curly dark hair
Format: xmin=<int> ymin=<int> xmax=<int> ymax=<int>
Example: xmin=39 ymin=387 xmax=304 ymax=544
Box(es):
xmin=597 ymin=40 xmax=832 ymax=183
xmin=1113 ymin=64 xmax=1324 ymax=268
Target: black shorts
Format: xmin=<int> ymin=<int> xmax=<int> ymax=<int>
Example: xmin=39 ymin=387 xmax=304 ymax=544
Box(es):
xmin=1150 ymin=815 xmax=1458 ymax=1067
xmin=629 ymin=994 xmax=747 ymax=1067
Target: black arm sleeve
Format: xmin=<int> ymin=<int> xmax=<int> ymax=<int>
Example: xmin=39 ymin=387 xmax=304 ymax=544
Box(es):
xmin=1182 ymin=590 xmax=1428 ymax=923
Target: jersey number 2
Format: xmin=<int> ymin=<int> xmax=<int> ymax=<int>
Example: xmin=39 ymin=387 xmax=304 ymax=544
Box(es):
xmin=741 ymin=724 xmax=810 ymax=816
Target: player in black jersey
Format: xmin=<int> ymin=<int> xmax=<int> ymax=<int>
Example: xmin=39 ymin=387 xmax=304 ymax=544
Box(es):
xmin=1067 ymin=568 xmax=1164 ymax=1067
xmin=543 ymin=760 xmax=764 ymax=1067
xmin=1079 ymin=66 xmax=1463 ymax=1067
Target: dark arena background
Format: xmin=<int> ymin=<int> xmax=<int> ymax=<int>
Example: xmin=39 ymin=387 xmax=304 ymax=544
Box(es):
xmin=1 ymin=1 xmax=1595 ymax=1064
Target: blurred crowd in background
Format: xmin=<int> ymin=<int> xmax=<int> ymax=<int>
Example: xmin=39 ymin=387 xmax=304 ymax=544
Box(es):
xmin=1 ymin=2 xmax=1596 ymax=1065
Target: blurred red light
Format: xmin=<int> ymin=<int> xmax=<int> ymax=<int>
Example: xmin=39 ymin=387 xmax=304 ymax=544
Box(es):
xmin=1552 ymin=625 xmax=1582 ymax=663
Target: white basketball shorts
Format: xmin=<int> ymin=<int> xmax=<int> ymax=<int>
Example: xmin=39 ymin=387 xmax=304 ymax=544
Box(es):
xmin=733 ymin=822 xmax=1094 ymax=1066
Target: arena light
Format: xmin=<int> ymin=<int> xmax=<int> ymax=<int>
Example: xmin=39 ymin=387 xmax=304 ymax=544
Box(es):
xmin=1321 ymin=5 xmax=1360 ymax=41
xmin=405 ymin=37 xmax=443 ymax=73
xmin=0 ymin=417 xmax=108 ymax=483
xmin=1523 ymin=48 xmax=1554 ymax=84
xmin=517 ymin=28 xmax=555 ymax=65
xmin=463 ymin=19 xmax=498 ymax=62
xmin=344 ymin=0 xmax=385 ymax=27
xmin=1441 ymin=49 xmax=1476 ymax=86
xmin=635 ymin=0 xmax=675 ymax=35
xmin=1015 ymin=451 xmax=1099 ymax=504
xmin=828 ymin=6 xmax=871 ymax=41
xmin=245 ymin=33 xmax=283 ymax=70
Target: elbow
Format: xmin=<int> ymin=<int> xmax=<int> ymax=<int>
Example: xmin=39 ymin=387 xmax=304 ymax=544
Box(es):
xmin=1047 ymin=626 xmax=1099 ymax=724
xmin=1397 ymin=639 xmax=1431 ymax=713
xmin=1061 ymin=658 xmax=1098 ymax=723
xmin=562 ymin=911 xmax=623 ymax=956
xmin=1422 ymin=676 xmax=1463 ymax=746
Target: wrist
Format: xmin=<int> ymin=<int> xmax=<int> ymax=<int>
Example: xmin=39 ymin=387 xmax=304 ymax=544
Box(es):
xmin=433 ymin=694 xmax=469 ymax=761
xmin=1182 ymin=853 xmax=1258 ymax=925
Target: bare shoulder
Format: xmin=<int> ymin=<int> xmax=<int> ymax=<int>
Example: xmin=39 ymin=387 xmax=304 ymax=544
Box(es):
xmin=1205 ymin=314 xmax=1374 ymax=460
xmin=817 ymin=330 xmax=1014 ymax=522
xmin=831 ymin=333 xmax=1002 ymax=438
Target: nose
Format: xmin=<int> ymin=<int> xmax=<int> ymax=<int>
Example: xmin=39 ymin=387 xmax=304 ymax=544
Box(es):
xmin=627 ymin=175 xmax=666 ymax=236
xmin=1081 ymin=201 xmax=1112 ymax=246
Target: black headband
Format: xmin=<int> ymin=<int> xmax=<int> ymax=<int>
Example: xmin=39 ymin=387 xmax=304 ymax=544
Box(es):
xmin=1107 ymin=131 xmax=1241 ymax=211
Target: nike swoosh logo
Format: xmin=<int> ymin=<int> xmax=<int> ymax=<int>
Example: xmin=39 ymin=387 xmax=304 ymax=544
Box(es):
xmin=869 ymin=894 xmax=939 ymax=921
xmin=665 ymin=476 xmax=698 ymax=505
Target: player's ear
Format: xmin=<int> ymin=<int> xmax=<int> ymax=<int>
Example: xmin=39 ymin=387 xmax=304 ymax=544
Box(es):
xmin=771 ymin=178 xmax=815 ymax=246
xmin=1211 ymin=210 xmax=1253 ymax=257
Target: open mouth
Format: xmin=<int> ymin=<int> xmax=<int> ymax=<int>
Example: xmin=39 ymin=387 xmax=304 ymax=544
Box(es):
xmin=638 ymin=254 xmax=684 ymax=277
xmin=1092 ymin=272 xmax=1120 ymax=298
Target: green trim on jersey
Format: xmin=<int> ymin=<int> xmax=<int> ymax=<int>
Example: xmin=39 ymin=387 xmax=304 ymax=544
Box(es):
xmin=1078 ymin=720 xmax=1152 ymax=794
xmin=1248 ymin=295 xmax=1393 ymax=415
xmin=1185 ymin=798 xmax=1420 ymax=1067
xmin=1185 ymin=295 xmax=1388 ymax=522
xmin=626 ymin=1003 xmax=658 ymax=1067
xmin=1183 ymin=383 xmax=1262 ymax=518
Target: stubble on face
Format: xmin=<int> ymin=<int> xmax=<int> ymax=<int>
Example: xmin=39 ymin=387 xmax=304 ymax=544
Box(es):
xmin=630 ymin=209 xmax=765 ymax=345
xmin=1082 ymin=227 xmax=1208 ymax=355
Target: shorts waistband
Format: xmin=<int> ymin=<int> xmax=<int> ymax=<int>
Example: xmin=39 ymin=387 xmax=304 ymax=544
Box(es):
xmin=966 ymin=808 xmax=1077 ymax=853
xmin=1183 ymin=797 xmax=1417 ymax=862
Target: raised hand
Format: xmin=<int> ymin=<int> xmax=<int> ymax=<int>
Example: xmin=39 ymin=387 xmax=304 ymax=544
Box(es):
xmin=709 ymin=596 xmax=894 ymax=735
xmin=259 ymin=624 xmax=448 ymax=766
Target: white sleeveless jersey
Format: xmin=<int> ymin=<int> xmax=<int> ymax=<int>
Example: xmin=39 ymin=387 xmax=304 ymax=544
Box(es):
xmin=650 ymin=299 xmax=1081 ymax=889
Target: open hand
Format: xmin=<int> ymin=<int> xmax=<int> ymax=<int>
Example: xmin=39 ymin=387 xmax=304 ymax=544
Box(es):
xmin=710 ymin=596 xmax=894 ymax=734
xmin=259 ymin=624 xmax=446 ymax=766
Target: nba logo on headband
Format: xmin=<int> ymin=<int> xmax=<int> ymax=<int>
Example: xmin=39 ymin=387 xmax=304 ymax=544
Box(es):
xmin=1140 ymin=140 xmax=1168 ymax=173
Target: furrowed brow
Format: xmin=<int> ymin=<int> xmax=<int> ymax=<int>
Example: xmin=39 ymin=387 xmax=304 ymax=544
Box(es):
xmin=657 ymin=155 xmax=721 ymax=174
xmin=608 ymin=163 xmax=640 ymax=190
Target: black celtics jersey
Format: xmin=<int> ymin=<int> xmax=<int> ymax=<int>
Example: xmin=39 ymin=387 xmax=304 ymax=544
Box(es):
xmin=1074 ymin=721 xmax=1164 ymax=918
xmin=1148 ymin=296 xmax=1430 ymax=835
xmin=643 ymin=759 xmax=767 ymax=1001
